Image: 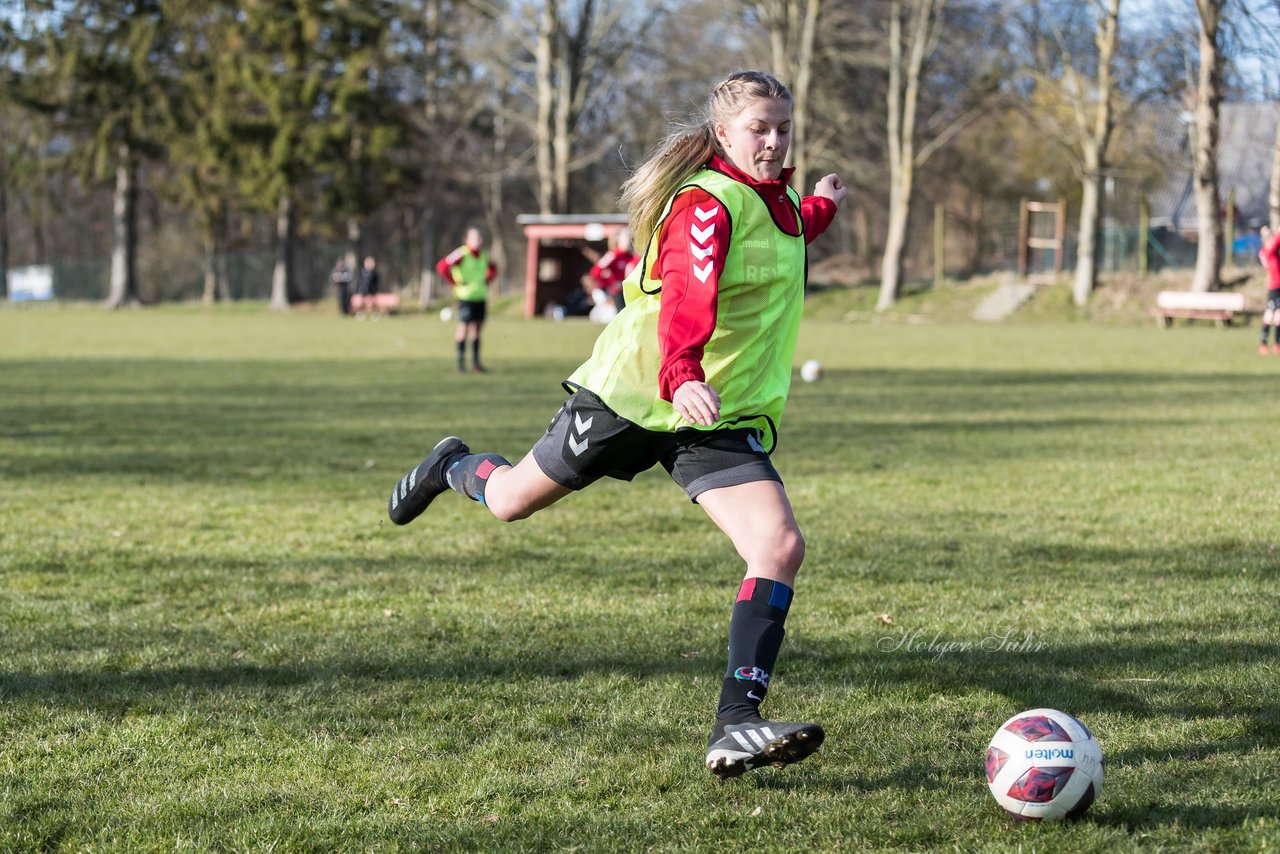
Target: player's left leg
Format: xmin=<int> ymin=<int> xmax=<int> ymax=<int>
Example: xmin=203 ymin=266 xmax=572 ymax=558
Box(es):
xmin=470 ymin=321 xmax=486 ymax=372
xmin=697 ymin=480 xmax=824 ymax=778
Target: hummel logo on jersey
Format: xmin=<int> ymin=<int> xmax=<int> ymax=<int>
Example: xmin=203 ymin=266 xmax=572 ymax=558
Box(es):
xmin=689 ymin=243 xmax=713 ymax=261
xmin=694 ymin=204 xmax=719 ymax=222
xmin=689 ymin=204 xmax=718 ymax=284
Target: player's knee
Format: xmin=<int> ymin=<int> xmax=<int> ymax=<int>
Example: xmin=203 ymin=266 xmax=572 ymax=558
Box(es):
xmin=779 ymin=527 xmax=806 ymax=573
xmin=485 ymin=494 xmax=523 ymax=522
xmin=745 ymin=526 xmax=805 ymax=574
xmin=484 ymin=488 xmax=532 ymax=523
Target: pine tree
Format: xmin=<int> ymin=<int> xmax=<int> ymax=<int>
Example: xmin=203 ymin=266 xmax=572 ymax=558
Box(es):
xmin=13 ymin=0 xmax=179 ymax=308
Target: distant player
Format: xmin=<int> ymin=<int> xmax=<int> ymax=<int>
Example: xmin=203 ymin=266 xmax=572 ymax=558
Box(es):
xmin=1258 ymin=226 xmax=1280 ymax=355
xmin=436 ymin=228 xmax=496 ymax=372
xmin=391 ymin=71 xmax=845 ymax=779
xmin=587 ymin=228 xmax=640 ymax=311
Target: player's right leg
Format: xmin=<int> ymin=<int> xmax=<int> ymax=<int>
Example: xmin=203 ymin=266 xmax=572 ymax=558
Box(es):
xmin=387 ymin=439 xmax=569 ymax=525
xmin=388 ymin=389 xmax=654 ymax=527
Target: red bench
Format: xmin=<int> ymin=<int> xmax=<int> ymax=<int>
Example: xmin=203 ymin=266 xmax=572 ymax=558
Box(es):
xmin=349 ymin=293 xmax=401 ymax=315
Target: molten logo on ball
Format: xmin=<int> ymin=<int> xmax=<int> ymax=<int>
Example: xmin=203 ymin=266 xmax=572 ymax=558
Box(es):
xmin=985 ymin=708 xmax=1103 ymax=821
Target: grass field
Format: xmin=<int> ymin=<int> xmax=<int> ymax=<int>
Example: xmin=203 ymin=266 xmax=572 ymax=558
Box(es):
xmin=2 ymin=301 xmax=1278 ymax=852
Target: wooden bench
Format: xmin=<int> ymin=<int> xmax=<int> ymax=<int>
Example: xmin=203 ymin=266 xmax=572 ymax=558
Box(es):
xmin=1150 ymin=291 xmax=1246 ymax=327
xmin=349 ymin=292 xmax=401 ymax=315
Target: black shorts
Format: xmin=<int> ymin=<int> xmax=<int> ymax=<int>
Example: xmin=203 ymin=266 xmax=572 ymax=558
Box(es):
xmin=1268 ymin=290 xmax=1280 ymax=311
xmin=458 ymin=300 xmax=487 ymax=324
xmin=529 ymin=389 xmax=781 ymax=501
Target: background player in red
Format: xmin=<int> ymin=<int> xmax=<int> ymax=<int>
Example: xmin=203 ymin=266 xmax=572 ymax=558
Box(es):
xmin=1258 ymin=225 xmax=1280 ymax=355
xmin=587 ymin=228 xmax=639 ymax=311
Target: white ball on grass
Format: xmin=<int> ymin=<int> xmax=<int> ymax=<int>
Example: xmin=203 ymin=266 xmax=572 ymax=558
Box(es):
xmin=439 ymin=307 xmax=454 ymax=322
xmin=800 ymin=359 xmax=824 ymax=383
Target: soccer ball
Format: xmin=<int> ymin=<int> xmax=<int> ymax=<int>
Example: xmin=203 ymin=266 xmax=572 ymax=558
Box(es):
xmin=439 ymin=306 xmax=454 ymax=322
xmin=800 ymin=359 xmax=824 ymax=383
xmin=985 ymin=708 xmax=1103 ymax=821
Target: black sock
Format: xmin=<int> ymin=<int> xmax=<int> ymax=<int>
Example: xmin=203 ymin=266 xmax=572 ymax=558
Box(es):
xmin=1262 ymin=325 xmax=1271 ymax=345
xmin=716 ymin=577 xmax=793 ymax=726
xmin=456 ymin=340 xmax=466 ymax=369
xmin=471 ymin=338 xmax=482 ymax=368
xmin=445 ymin=453 xmax=511 ymax=505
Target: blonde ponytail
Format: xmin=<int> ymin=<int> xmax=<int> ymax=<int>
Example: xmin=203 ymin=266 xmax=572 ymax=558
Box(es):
xmin=619 ymin=71 xmax=793 ymax=249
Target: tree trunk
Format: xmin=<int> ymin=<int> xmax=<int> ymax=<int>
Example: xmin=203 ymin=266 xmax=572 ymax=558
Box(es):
xmin=1066 ymin=0 xmax=1119 ymax=306
xmin=202 ymin=248 xmax=217 ymax=305
xmin=104 ymin=145 xmax=139 ymax=309
xmin=534 ymin=0 xmax=557 ymax=215
xmin=853 ymin=204 xmax=871 ymax=268
xmin=553 ymin=44 xmax=572 ymax=213
xmin=965 ymin=194 xmax=984 ymax=274
xmin=346 ymin=215 xmax=362 ymax=274
xmin=418 ymin=202 xmax=438 ymax=308
xmin=200 ymin=202 xmax=229 ymax=304
xmin=757 ymin=0 xmax=819 ymax=191
xmin=791 ymin=0 xmax=819 ymax=192
xmin=488 ymin=106 xmax=508 ymax=296
xmin=877 ymin=0 xmax=936 ymax=312
xmin=879 ymin=190 xmax=909 ymax=310
xmin=1074 ymin=167 xmax=1102 ymax=306
xmin=269 ymin=193 xmax=293 ymax=311
xmin=1190 ymin=0 xmax=1224 ymax=293
xmin=419 ymin=0 xmax=442 ymax=308
xmin=1269 ymin=110 xmax=1280 ymax=231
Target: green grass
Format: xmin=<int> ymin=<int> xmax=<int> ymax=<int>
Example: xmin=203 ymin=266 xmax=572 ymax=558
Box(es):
xmin=2 ymin=302 xmax=1278 ymax=852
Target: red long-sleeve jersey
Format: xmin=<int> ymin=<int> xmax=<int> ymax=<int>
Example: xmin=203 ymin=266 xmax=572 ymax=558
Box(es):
xmin=654 ymin=156 xmax=838 ymax=400
xmin=1262 ymin=231 xmax=1280 ymax=290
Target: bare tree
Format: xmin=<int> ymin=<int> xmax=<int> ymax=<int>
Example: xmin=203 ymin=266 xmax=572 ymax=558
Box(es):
xmin=751 ymin=0 xmax=822 ymax=190
xmin=1007 ymin=0 xmax=1123 ymax=306
xmin=877 ymin=0 xmax=944 ymax=312
xmin=1071 ymin=0 xmax=1121 ymax=306
xmin=1190 ymin=0 xmax=1225 ymax=292
xmin=528 ymin=0 xmax=635 ymax=213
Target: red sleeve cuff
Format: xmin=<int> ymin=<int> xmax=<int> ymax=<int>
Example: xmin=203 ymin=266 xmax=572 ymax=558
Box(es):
xmin=658 ymin=362 xmax=705 ymax=401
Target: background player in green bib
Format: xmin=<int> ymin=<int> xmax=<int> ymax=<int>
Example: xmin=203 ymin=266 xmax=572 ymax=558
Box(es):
xmin=392 ymin=71 xmax=846 ymax=779
xmin=436 ymin=227 xmax=496 ymax=372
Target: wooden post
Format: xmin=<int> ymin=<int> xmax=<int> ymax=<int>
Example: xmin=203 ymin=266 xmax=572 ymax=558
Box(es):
xmin=1055 ymin=197 xmax=1066 ymax=275
xmin=1017 ymin=198 xmax=1029 ymax=280
xmin=934 ymin=203 xmax=944 ymax=289
xmin=1138 ymin=197 xmax=1149 ymax=278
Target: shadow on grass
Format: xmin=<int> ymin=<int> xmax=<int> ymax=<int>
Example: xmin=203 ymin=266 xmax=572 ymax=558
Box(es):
xmin=2 ymin=359 xmax=1274 ymax=482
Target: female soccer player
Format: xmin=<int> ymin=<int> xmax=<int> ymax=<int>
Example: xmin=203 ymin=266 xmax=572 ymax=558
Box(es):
xmin=390 ymin=70 xmax=846 ymax=779
xmin=436 ymin=227 xmax=496 ymax=372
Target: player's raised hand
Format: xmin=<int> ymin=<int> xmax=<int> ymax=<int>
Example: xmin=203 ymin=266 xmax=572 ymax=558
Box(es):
xmin=814 ymin=173 xmax=847 ymax=208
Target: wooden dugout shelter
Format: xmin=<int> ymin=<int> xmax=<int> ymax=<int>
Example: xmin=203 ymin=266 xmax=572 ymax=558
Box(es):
xmin=516 ymin=214 xmax=631 ymax=318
